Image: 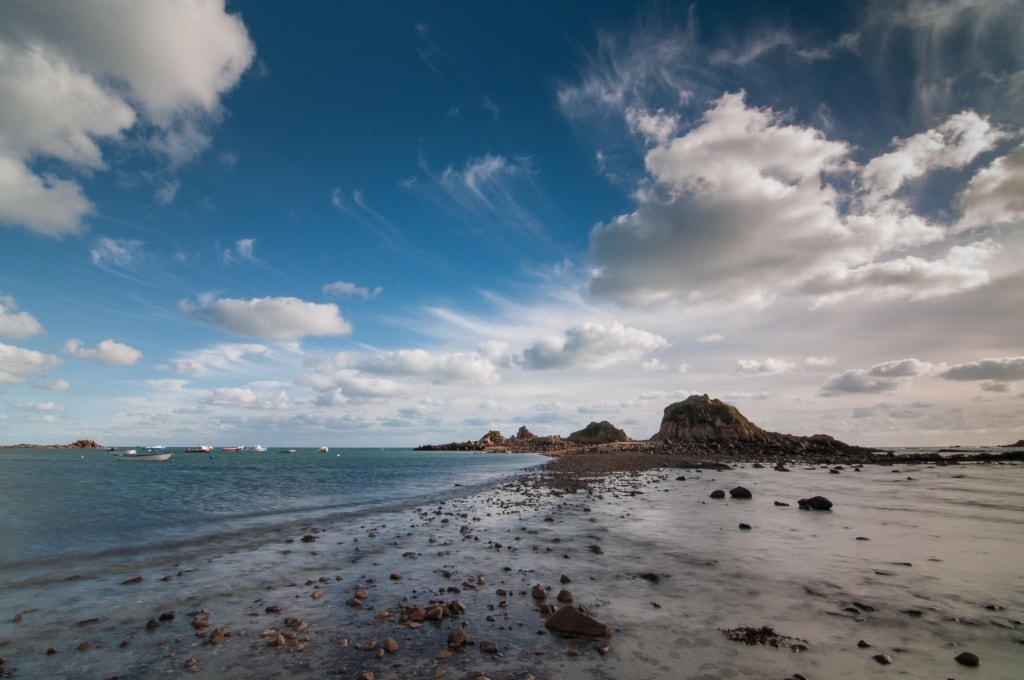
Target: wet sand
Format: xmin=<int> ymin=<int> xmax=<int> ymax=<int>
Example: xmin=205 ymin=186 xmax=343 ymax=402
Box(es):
xmin=2 ymin=451 xmax=1022 ymax=679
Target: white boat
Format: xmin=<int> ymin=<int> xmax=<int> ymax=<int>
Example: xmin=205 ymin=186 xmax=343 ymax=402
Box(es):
xmin=114 ymin=449 xmax=172 ymax=461
xmin=184 ymin=445 xmax=213 ymax=453
xmin=142 ymin=445 xmax=166 ymax=452
xmin=249 ymin=444 xmax=266 ymax=452
xmin=277 ymin=448 xmax=296 ymax=454
xmin=317 ymin=446 xmax=329 ymax=453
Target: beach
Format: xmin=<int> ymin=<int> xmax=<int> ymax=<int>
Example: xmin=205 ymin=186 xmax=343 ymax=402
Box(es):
xmin=1 ymin=449 xmax=1022 ymax=679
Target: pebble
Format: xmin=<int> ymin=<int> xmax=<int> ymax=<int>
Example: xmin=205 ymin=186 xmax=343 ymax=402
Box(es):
xmin=954 ymin=651 xmax=980 ymax=667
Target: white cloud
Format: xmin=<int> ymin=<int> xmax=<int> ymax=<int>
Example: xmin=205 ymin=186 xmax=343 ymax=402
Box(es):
xmin=167 ymin=343 xmax=270 ymax=376
xmin=957 ymin=143 xmax=1024 ymax=231
xmin=15 ymin=401 xmax=65 ymax=413
xmin=0 ymin=294 xmax=44 ymax=338
xmin=179 ymin=296 xmax=352 ymax=340
xmin=519 ymin=321 xmax=668 ymax=370
xmin=355 ymin=348 xmax=502 ymax=385
xmin=804 ymin=356 xmax=835 ymax=368
xmin=697 ymin=333 xmax=723 ymax=343
xmin=0 ymin=0 xmax=255 ymax=236
xmin=736 ymin=358 xmax=797 ymax=375
xmin=154 ymin=179 xmax=180 ymax=206
xmin=33 ymin=378 xmax=70 ymax=391
xmin=941 ymin=356 xmax=1024 ymax=383
xmin=820 ymin=358 xmax=932 ymax=395
xmin=0 ymin=342 xmax=60 ymax=383
xmin=90 ymin=237 xmax=144 ymax=269
xmin=587 ymin=93 xmax=1005 ymax=309
xmin=333 ymin=376 xmax=412 ymax=399
xmin=200 ymin=387 xmax=291 ymax=410
xmin=862 ymin=111 xmax=1005 ymax=199
xmin=63 ymin=338 xmax=142 ymax=365
xmin=322 ymin=280 xmax=383 ymax=300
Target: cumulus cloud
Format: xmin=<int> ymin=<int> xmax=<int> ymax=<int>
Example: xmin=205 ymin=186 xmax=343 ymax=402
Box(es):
xmin=168 ymin=343 xmax=271 ymax=376
xmin=586 ymin=93 xmax=1010 ymax=309
xmin=0 ymin=0 xmax=255 ymax=236
xmin=63 ymin=338 xmax=142 ymax=365
xmin=518 ymin=321 xmax=668 ymax=370
xmin=355 ymin=348 xmax=502 ymax=384
xmin=323 ymin=280 xmax=383 ymax=300
xmin=697 ymin=333 xmax=723 ymax=343
xmin=940 ymin=356 xmax=1024 ymax=383
xmin=957 ymin=143 xmax=1024 ymax=231
xmin=179 ymin=296 xmax=352 ymax=340
xmin=0 ymin=342 xmax=60 ymax=383
xmin=15 ymin=401 xmax=64 ymax=413
xmin=200 ymin=387 xmax=290 ymax=410
xmin=736 ymin=358 xmax=797 ymax=375
xmin=33 ymin=378 xmax=70 ymax=391
xmin=804 ymin=356 xmax=836 ymax=368
xmin=0 ymin=294 xmax=44 ymax=338
xmin=820 ymin=358 xmax=932 ymax=395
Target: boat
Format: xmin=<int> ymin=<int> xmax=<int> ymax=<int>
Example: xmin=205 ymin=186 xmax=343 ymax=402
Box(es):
xmin=184 ymin=445 xmax=213 ymax=453
xmin=317 ymin=446 xmax=329 ymax=453
xmin=142 ymin=445 xmax=166 ymax=452
xmin=114 ymin=449 xmax=172 ymax=462
xmin=248 ymin=444 xmax=266 ymax=452
xmin=220 ymin=446 xmax=242 ymax=452
xmin=277 ymin=448 xmax=297 ymax=454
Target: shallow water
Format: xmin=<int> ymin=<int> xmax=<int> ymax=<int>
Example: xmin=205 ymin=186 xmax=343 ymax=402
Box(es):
xmin=1 ymin=452 xmax=1021 ymax=679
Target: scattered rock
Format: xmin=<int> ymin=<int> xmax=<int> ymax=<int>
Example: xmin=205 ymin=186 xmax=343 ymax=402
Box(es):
xmin=531 ymin=584 xmax=548 ymax=600
xmin=797 ymin=496 xmax=833 ymax=511
xmin=447 ymin=627 xmax=468 ymax=648
xmin=738 ymin=523 xmax=752 ymax=530
xmin=954 ymin=651 xmax=980 ymax=667
xmin=480 ymin=640 xmax=499 ymax=653
xmin=556 ymin=589 xmax=573 ymax=602
xmin=710 ymin=490 xmax=726 ymax=499
xmin=729 ymin=486 xmax=752 ymax=499
xmin=544 ymin=605 xmax=611 ymax=637
xmin=121 ymin=575 xmax=143 ymax=585
xmin=382 ymin=636 xmax=399 ymax=653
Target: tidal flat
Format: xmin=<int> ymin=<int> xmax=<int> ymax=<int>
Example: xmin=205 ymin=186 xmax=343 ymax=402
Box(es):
xmin=1 ymin=456 xmax=1022 ymax=679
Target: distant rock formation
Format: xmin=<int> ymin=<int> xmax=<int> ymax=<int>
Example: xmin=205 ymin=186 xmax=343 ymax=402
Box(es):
xmin=653 ymin=394 xmax=775 ymax=443
xmin=567 ymin=421 xmax=631 ymax=445
xmin=1 ymin=439 xmax=103 ymax=449
xmin=515 ymin=426 xmax=536 ymax=440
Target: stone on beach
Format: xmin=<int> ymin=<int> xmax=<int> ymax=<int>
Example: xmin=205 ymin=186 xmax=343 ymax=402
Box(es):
xmin=797 ymin=496 xmax=833 ymax=510
xmin=544 ymin=605 xmax=611 ymax=637
xmin=955 ymin=651 xmax=980 ymax=666
xmin=710 ymin=489 xmax=726 ymax=499
xmin=729 ymin=486 xmax=752 ymax=499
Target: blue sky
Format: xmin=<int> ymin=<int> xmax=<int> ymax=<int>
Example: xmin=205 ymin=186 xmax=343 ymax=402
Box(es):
xmin=2 ymin=0 xmax=1023 ymax=447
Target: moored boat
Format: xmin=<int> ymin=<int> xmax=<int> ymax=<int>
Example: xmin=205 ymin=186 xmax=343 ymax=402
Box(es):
xmin=142 ymin=445 xmax=166 ymax=452
xmin=317 ymin=446 xmax=329 ymax=453
xmin=184 ymin=445 xmax=213 ymax=453
xmin=113 ymin=449 xmax=172 ymax=461
xmin=277 ymin=448 xmax=297 ymax=454
xmin=220 ymin=446 xmax=242 ymax=452
xmin=248 ymin=444 xmax=266 ymax=452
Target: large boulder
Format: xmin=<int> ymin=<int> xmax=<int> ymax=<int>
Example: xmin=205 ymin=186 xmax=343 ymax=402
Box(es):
xmin=798 ymin=496 xmax=833 ymax=511
xmin=567 ymin=421 xmax=631 ymax=445
xmin=544 ymin=605 xmax=611 ymax=637
xmin=652 ymin=395 xmax=776 ymax=443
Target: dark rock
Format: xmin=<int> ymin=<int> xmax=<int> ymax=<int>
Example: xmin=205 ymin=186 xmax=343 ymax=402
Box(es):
xmin=710 ymin=489 xmax=726 ymax=499
xmin=556 ymin=589 xmax=573 ymax=602
xmin=954 ymin=651 xmax=980 ymax=666
xmin=774 ymin=501 xmax=789 ymax=507
xmin=729 ymin=486 xmax=752 ymax=499
xmin=479 ymin=639 xmax=499 ymax=653
xmin=544 ymin=605 xmax=611 ymax=637
xmin=797 ymin=496 xmax=833 ymax=511
xmin=568 ymin=421 xmax=631 ymax=445
xmin=872 ymin=654 xmax=892 ymax=665
xmin=447 ymin=627 xmax=468 ymax=648
xmin=857 ymin=640 xmax=871 ymax=648
xmin=531 ymin=584 xmax=548 ymax=600
xmin=738 ymin=523 xmax=752 ymax=530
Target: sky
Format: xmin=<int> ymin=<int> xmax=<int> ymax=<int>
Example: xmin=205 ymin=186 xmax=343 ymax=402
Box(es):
xmin=1 ymin=0 xmax=1023 ymax=448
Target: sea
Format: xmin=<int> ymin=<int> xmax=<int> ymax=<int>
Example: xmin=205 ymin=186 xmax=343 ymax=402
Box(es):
xmin=1 ymin=446 xmax=1022 ymax=679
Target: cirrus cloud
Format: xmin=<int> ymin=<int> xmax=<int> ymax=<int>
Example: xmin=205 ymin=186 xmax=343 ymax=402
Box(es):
xmin=179 ymin=296 xmax=352 ymax=340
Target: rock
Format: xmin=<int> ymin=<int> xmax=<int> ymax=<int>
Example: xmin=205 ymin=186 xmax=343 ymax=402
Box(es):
xmin=872 ymin=654 xmax=892 ymax=665
xmin=738 ymin=523 xmax=752 ymax=530
xmin=532 ymin=584 xmax=548 ymax=600
xmin=480 ymin=639 xmax=499 ymax=653
xmin=121 ymin=575 xmax=143 ymax=585
xmin=354 ymin=588 xmax=369 ymax=599
xmin=557 ymin=589 xmax=573 ymax=602
xmin=954 ymin=651 xmax=980 ymax=667
xmin=46 ymin=646 xmax=58 ymax=654
xmin=730 ymin=486 xmax=752 ymax=499
xmin=797 ymin=496 xmax=833 ymax=511
xmin=544 ymin=605 xmax=611 ymax=637
xmin=146 ymin=619 xmax=162 ymax=629
xmin=447 ymin=627 xmax=468 ymax=647
xmin=567 ymin=421 xmax=631 ymax=445
xmin=857 ymin=640 xmax=871 ymax=648
xmin=560 ymin=574 xmax=572 ymax=584
xmin=382 ymin=636 xmax=398 ymax=653
xmin=208 ymin=627 xmax=230 ymax=644
xmin=710 ymin=490 xmax=726 ymax=499
xmin=774 ymin=501 xmax=789 ymax=507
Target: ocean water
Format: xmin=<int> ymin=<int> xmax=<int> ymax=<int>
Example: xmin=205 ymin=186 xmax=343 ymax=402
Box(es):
xmin=1 ymin=448 xmax=1022 ymax=679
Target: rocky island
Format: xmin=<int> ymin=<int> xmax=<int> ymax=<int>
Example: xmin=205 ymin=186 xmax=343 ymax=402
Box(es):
xmin=418 ymin=393 xmax=1024 ymax=473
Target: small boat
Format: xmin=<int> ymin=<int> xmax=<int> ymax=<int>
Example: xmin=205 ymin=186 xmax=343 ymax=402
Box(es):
xmin=114 ymin=449 xmax=172 ymax=462
xmin=184 ymin=445 xmax=213 ymax=453
xmin=220 ymin=446 xmax=242 ymax=452
xmin=249 ymin=444 xmax=266 ymax=452
xmin=277 ymin=448 xmax=297 ymax=454
xmin=317 ymin=446 xmax=329 ymax=453
xmin=143 ymin=445 xmax=166 ymax=452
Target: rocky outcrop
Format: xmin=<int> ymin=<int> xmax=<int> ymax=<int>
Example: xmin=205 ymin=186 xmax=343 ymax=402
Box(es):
xmin=567 ymin=421 xmax=630 ymax=445
xmin=515 ymin=426 xmax=536 ymax=440
xmin=653 ymin=394 xmax=776 ymax=443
